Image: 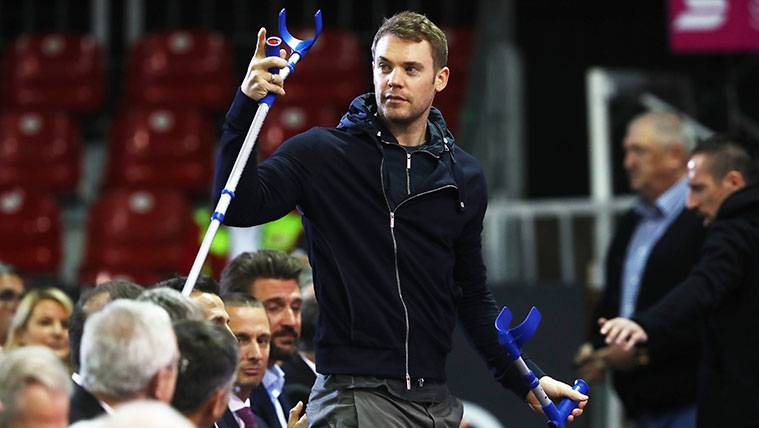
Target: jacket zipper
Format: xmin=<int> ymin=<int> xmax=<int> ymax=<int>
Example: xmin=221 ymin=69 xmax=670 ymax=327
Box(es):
xmin=406 ymin=153 xmax=411 ymax=195
xmin=380 ymin=157 xmax=459 ymax=390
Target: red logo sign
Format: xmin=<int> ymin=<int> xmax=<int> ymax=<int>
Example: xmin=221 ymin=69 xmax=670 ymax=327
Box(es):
xmin=670 ymin=0 xmax=759 ymax=52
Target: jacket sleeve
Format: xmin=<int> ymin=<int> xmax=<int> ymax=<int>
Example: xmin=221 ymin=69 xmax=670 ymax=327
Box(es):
xmin=212 ymin=89 xmax=310 ymax=227
xmin=453 ymin=170 xmax=544 ymax=400
xmin=634 ymin=219 xmax=748 ymax=345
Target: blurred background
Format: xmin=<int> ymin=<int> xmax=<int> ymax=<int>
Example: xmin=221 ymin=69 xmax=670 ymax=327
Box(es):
xmin=0 ymin=0 xmax=756 ymax=426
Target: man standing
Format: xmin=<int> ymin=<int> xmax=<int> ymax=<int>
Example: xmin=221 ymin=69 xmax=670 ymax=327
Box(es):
xmin=220 ymin=251 xmax=301 ymax=428
xmin=217 ymin=294 xmax=272 ymax=428
xmin=575 ymin=112 xmax=705 ymax=427
xmin=214 ymin=11 xmax=586 ymax=426
xmin=601 ymin=135 xmax=759 ymax=427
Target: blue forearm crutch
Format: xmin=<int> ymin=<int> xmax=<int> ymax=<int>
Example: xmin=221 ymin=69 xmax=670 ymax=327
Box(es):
xmin=182 ymin=9 xmax=323 ymax=296
xmin=495 ymin=306 xmax=589 ymax=428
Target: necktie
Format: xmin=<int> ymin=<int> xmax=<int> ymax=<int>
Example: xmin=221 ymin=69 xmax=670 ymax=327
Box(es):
xmin=235 ymin=406 xmax=259 ymax=428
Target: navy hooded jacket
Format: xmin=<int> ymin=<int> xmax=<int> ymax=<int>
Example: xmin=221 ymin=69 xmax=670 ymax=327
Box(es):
xmin=213 ymin=89 xmax=541 ymax=399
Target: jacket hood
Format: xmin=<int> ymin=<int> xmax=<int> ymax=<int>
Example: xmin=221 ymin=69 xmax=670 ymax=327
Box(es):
xmin=716 ymin=184 xmax=759 ymax=220
xmin=337 ymin=93 xmax=455 ymax=155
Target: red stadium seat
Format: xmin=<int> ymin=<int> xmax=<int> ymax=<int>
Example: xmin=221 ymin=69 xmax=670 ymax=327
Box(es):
xmin=104 ymin=108 xmax=214 ymax=196
xmin=124 ymin=30 xmax=235 ymax=111
xmin=0 ymin=188 xmax=61 ymax=273
xmin=81 ymin=189 xmax=196 ymax=281
xmin=1 ymin=33 xmax=104 ymax=112
xmin=281 ymin=29 xmax=368 ymax=109
xmin=259 ymin=99 xmax=341 ymax=159
xmin=0 ymin=111 xmax=82 ymax=193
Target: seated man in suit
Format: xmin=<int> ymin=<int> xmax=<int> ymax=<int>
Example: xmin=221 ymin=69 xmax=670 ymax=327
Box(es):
xmin=217 ymin=293 xmax=272 ymax=428
xmin=0 ymin=346 xmax=70 ymax=428
xmin=172 ymin=319 xmax=239 ymax=428
xmin=281 ymin=295 xmax=317 ymax=406
xmin=221 ymin=251 xmax=303 ymax=428
xmin=75 ymin=300 xmax=180 ymax=423
xmin=67 ymin=280 xmax=144 ymax=424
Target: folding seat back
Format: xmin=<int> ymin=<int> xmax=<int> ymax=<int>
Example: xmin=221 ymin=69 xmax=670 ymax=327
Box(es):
xmin=125 ymin=30 xmax=234 ymax=111
xmin=0 ymin=111 xmax=81 ymax=193
xmin=0 ymin=188 xmax=61 ymax=273
xmin=259 ymin=100 xmax=341 ymax=159
xmin=1 ymin=33 xmax=104 ymax=112
xmin=105 ymin=108 xmax=214 ymax=195
xmin=83 ymin=189 xmax=195 ymax=274
xmin=282 ymin=29 xmax=368 ymax=108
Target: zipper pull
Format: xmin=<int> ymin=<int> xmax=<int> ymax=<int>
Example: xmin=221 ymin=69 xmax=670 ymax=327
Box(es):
xmin=406 ymin=373 xmax=411 ymax=390
xmin=390 ymin=212 xmax=395 ymax=229
xmin=406 ymin=153 xmax=411 ymax=169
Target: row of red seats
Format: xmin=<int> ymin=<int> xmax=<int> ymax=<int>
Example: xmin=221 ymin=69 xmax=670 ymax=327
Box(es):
xmin=0 ymin=101 xmax=343 ymax=196
xmin=0 ymin=27 xmax=471 ymax=122
xmin=0 ymin=187 xmax=198 ymax=283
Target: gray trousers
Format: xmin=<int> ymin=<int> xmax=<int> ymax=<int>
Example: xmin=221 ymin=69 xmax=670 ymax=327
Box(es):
xmin=306 ymin=374 xmax=464 ymax=428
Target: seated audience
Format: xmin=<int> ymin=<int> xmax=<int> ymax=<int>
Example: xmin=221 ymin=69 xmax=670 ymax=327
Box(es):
xmin=72 ymin=300 xmax=179 ymax=423
xmin=0 ymin=346 xmax=71 ymax=428
xmin=216 ymin=293 xmax=271 ymax=428
xmin=172 ymin=319 xmax=239 ymax=428
xmin=155 ymin=275 xmax=231 ymax=331
xmin=71 ymin=400 xmax=194 ymax=428
xmin=3 ymin=287 xmax=73 ymax=369
xmin=0 ymin=263 xmax=25 ymax=352
xmin=137 ymin=287 xmax=203 ymax=321
xmin=281 ymin=295 xmax=317 ymax=406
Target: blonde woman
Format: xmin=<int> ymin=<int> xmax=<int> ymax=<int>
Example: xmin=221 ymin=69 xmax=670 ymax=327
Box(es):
xmin=4 ymin=287 xmax=73 ymax=370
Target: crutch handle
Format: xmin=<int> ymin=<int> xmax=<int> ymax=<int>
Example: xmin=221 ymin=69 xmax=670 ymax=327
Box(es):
xmin=550 ymin=379 xmax=589 ymax=427
xmin=260 ymin=36 xmax=283 ymax=108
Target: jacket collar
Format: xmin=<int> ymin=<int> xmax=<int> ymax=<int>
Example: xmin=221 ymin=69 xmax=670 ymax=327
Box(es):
xmin=337 ymin=93 xmax=455 ymax=156
xmin=716 ymin=184 xmax=759 ymax=220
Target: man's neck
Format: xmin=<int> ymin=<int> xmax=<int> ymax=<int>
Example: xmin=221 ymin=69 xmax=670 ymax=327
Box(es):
xmin=384 ymin=116 xmax=428 ymax=148
xmin=235 ymin=386 xmax=253 ymax=401
xmin=184 ymin=411 xmax=210 ymax=428
xmin=95 ymin=392 xmax=145 ymax=411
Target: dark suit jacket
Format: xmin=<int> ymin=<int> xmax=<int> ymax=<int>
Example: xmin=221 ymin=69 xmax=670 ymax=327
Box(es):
xmin=250 ymin=383 xmax=291 ymax=428
xmin=281 ymin=354 xmax=317 ymax=405
xmin=214 ymin=407 xmax=269 ymax=428
xmin=591 ymin=207 xmax=705 ymax=418
xmin=69 ymin=381 xmax=107 ymax=424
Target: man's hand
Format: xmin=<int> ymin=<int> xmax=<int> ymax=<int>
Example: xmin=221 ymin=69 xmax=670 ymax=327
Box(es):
xmin=241 ymin=28 xmax=289 ymax=101
xmin=526 ymin=376 xmax=589 ymax=423
xmin=573 ymin=342 xmax=606 ymax=382
xmin=287 ymin=401 xmax=307 ymax=428
xmin=598 ymin=317 xmax=648 ymax=351
xmin=595 ymin=344 xmax=637 ymax=371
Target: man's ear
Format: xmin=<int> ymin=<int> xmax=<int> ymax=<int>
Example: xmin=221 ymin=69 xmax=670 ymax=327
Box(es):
xmin=724 ymin=170 xmax=746 ymax=190
xmin=148 ymin=366 xmax=177 ymax=403
xmin=208 ymin=388 xmax=231 ymax=421
xmin=434 ymin=66 xmax=449 ymax=93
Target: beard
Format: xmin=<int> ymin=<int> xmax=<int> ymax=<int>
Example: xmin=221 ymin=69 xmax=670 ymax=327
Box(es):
xmin=269 ymin=325 xmax=299 ymax=361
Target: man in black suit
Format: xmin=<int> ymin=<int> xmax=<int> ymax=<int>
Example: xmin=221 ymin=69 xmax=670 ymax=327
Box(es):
xmin=216 ymin=294 xmax=271 ymax=428
xmin=75 ymin=300 xmax=180 ymax=423
xmin=576 ymin=112 xmax=705 ymax=427
xmin=601 ymin=135 xmax=759 ymax=427
xmin=68 ymin=280 xmax=143 ymax=424
xmin=281 ymin=295 xmax=317 ymax=406
xmin=172 ymin=320 xmax=239 ymax=428
xmin=221 ymin=251 xmax=303 ymax=428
